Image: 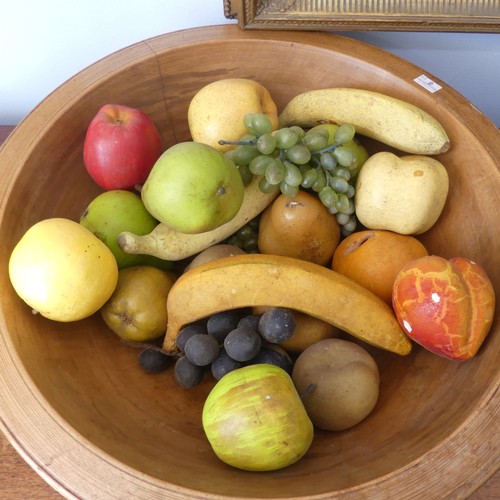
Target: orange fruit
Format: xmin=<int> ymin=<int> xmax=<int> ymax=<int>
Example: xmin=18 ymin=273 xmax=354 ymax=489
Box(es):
xmin=332 ymin=230 xmax=428 ymax=304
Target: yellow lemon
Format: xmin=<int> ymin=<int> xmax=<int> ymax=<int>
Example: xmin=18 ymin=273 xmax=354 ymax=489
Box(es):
xmin=9 ymin=218 xmax=118 ymax=322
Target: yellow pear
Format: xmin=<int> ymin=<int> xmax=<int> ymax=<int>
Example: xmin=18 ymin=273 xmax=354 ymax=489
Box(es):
xmin=188 ymin=78 xmax=279 ymax=152
xmin=355 ymin=152 xmax=449 ymax=234
xmin=9 ymin=218 xmax=118 ymax=322
xmin=100 ymin=266 xmax=176 ymax=342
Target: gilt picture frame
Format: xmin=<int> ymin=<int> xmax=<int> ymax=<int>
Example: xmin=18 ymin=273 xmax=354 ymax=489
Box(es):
xmin=223 ymin=0 xmax=500 ymax=32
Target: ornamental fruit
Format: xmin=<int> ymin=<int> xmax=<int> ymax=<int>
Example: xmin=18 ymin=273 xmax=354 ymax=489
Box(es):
xmin=141 ymin=141 xmax=245 ymax=234
xmin=100 ymin=265 xmax=175 ymax=342
xmin=332 ymin=229 xmax=428 ymax=304
xmin=392 ymin=255 xmax=495 ymax=360
xmin=188 ymin=78 xmax=279 ymax=152
xmin=9 ymin=218 xmax=118 ymax=322
xmin=355 ymin=152 xmax=449 ymax=234
xmin=292 ymin=338 xmax=380 ymax=431
xmin=83 ymin=104 xmax=162 ymax=190
xmin=202 ymin=363 xmax=314 ymax=471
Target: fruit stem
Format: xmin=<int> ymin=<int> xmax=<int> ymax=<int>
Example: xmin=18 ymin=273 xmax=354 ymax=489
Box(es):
xmin=316 ymin=143 xmax=340 ymax=155
xmin=218 ymin=139 xmax=256 ymax=146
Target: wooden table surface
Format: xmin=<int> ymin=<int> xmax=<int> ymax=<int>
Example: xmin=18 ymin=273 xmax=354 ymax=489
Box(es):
xmin=0 ymin=124 xmax=498 ymax=499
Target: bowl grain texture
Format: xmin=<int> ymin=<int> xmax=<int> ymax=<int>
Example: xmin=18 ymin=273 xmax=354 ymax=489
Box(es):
xmin=0 ymin=25 xmax=498 ymax=499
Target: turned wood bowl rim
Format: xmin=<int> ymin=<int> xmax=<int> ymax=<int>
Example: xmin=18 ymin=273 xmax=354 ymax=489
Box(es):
xmin=0 ymin=25 xmax=498 ymax=499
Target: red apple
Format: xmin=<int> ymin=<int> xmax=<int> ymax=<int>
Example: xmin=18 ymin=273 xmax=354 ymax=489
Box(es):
xmin=83 ymin=104 xmax=162 ymax=190
xmin=392 ymin=255 xmax=495 ymax=361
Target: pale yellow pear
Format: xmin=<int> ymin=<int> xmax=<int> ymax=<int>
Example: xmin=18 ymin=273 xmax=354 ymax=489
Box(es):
xmin=9 ymin=218 xmax=118 ymax=322
xmin=188 ymin=78 xmax=279 ymax=152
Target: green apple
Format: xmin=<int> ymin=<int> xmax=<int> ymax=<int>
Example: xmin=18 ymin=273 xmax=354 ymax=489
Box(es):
xmin=141 ymin=141 xmax=245 ymax=234
xmin=202 ymin=364 xmax=314 ymax=472
xmin=80 ymin=189 xmax=163 ymax=268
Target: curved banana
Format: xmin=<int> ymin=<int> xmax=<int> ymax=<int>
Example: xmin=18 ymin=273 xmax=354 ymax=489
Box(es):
xmin=163 ymin=253 xmax=411 ymax=356
xmin=278 ymin=88 xmax=450 ymax=155
xmin=117 ymin=175 xmax=279 ymax=262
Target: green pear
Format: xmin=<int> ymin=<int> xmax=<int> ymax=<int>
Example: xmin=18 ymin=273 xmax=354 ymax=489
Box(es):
xmin=141 ymin=142 xmax=245 ymax=234
xmin=80 ymin=190 xmax=167 ymax=269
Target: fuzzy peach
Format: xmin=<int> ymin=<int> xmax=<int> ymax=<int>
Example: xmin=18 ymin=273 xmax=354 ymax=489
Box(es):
xmin=392 ymin=255 xmax=495 ymax=361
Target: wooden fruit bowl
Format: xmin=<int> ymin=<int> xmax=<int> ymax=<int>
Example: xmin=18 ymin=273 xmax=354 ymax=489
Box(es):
xmin=0 ymin=25 xmax=498 ymax=499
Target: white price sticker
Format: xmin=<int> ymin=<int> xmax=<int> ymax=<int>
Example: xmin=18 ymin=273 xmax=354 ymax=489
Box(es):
xmin=414 ymin=75 xmax=443 ymax=93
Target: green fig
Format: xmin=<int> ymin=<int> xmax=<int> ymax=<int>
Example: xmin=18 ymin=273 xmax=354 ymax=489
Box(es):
xmin=202 ymin=364 xmax=314 ymax=471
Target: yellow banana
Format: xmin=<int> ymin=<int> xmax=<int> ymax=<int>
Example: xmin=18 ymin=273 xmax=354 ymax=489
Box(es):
xmin=278 ymin=88 xmax=450 ymax=155
xmin=163 ymin=253 xmax=411 ymax=356
xmin=117 ymin=175 xmax=279 ymax=262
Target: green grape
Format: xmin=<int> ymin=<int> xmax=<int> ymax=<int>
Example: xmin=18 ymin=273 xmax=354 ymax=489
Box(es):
xmin=343 ymin=198 xmax=355 ymax=215
xmin=248 ymin=216 xmax=260 ymax=231
xmin=232 ymin=145 xmax=259 ymax=166
xmin=285 ymin=144 xmax=311 ymax=165
xmin=275 ymin=128 xmax=299 ymax=149
xmin=249 ymin=155 xmax=274 ymax=176
xmin=239 ymin=133 xmax=257 ymax=143
xmin=227 ymin=235 xmax=244 ymax=248
xmin=236 ymin=224 xmax=253 ymax=241
xmin=243 ymin=113 xmax=255 ymax=133
xmin=333 ymin=146 xmax=356 ymax=168
xmin=280 ymin=181 xmax=300 ymax=197
xmin=333 ymin=167 xmax=351 ymax=181
xmin=342 ymin=215 xmax=357 ymax=234
xmin=243 ymin=237 xmax=259 ymax=252
xmin=336 ymin=212 xmax=351 ymax=226
xmin=301 ymin=168 xmax=318 ymax=189
xmin=335 ymin=193 xmax=350 ymax=213
xmin=283 ymin=161 xmax=303 ymax=187
xmin=224 ymin=150 xmax=235 ymax=162
xmin=238 ymin=164 xmax=253 ymax=186
xmin=302 ymin=132 xmax=328 ymax=152
xmin=251 ymin=113 xmax=274 ymax=135
xmin=243 ymin=113 xmax=272 ymax=135
xmin=329 ymin=176 xmax=349 ymax=193
xmin=290 ymin=126 xmax=306 ymax=141
xmin=256 ymin=133 xmax=277 ymax=155
xmin=319 ymin=152 xmax=337 ymax=171
xmin=345 ymin=184 xmax=356 ymax=198
xmin=309 ymin=127 xmax=330 ymax=140
xmin=265 ymin=158 xmax=285 ymax=185
xmin=299 ymin=163 xmax=311 ymax=175
xmin=258 ymin=176 xmax=277 ymax=193
xmin=318 ymin=186 xmax=338 ymax=208
xmin=312 ymin=169 xmax=326 ymax=192
xmin=334 ymin=123 xmax=356 ymax=145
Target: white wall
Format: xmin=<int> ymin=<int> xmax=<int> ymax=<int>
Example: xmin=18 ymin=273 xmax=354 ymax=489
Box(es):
xmin=1 ymin=0 xmax=499 ymax=126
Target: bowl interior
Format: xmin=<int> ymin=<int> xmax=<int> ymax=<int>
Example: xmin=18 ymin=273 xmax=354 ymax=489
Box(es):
xmin=0 ymin=26 xmax=498 ymax=499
